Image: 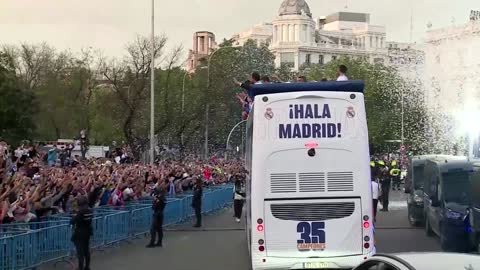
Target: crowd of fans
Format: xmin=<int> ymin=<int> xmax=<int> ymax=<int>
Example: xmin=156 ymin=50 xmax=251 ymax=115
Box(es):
xmin=234 ymin=65 xmax=349 ymax=119
xmin=0 ymin=140 xmax=244 ymax=224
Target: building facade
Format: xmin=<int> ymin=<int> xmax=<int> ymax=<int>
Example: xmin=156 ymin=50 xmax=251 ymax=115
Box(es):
xmin=386 ymin=41 xmax=425 ymax=82
xmin=424 ymin=20 xmax=480 ymax=113
xmin=232 ymin=22 xmax=273 ymax=46
xmin=186 ymin=0 xmax=424 ymax=74
xmin=232 ymin=0 xmax=388 ymax=70
xmin=422 ymin=19 xmax=480 ymax=156
xmin=186 ymin=31 xmax=217 ymax=73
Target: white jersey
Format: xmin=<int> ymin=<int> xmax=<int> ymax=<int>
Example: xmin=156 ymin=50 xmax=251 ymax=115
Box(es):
xmin=372 ymin=181 xmax=380 ymax=199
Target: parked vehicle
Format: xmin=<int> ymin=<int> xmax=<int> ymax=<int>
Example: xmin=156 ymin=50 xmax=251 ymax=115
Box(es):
xmin=405 ymin=155 xmax=466 ymax=226
xmin=466 ymin=159 xmax=480 ymax=252
xmin=423 ymin=156 xmax=472 ymax=252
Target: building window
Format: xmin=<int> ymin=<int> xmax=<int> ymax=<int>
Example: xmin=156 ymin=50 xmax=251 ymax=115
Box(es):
xmin=305 ymin=54 xmax=311 ymax=65
xmin=331 ymin=55 xmax=337 ymax=61
xmin=302 ymin=25 xmax=307 ymax=41
xmin=319 ymin=55 xmax=324 ymax=65
xmin=200 ymin=36 xmax=205 ymax=52
xmin=280 ymin=52 xmax=295 ymax=65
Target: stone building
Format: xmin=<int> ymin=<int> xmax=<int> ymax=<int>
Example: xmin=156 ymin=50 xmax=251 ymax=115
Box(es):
xmin=186 ymin=31 xmax=217 ymax=73
xmin=233 ymin=0 xmax=388 ymax=70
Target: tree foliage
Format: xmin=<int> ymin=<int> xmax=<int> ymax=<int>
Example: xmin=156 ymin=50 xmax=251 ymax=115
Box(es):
xmin=302 ymin=57 xmax=428 ymax=152
xmin=0 ymin=52 xmax=36 ymax=144
xmin=0 ymin=38 xmax=277 ymax=159
xmin=2 ymin=36 xmax=427 ymax=157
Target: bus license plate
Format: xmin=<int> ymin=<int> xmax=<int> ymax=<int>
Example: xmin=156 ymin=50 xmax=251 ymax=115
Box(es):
xmin=304 ymin=262 xmax=329 ymax=269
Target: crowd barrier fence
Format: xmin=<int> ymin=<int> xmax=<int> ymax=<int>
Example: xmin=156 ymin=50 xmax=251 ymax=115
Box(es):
xmin=0 ymin=184 xmax=234 ymax=270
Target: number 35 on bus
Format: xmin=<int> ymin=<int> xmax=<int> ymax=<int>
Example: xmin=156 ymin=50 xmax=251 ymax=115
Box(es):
xmin=245 ymin=81 xmax=375 ymax=270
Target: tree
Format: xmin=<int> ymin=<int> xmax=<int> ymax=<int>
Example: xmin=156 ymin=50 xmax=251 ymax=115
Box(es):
xmin=2 ymin=43 xmax=56 ymax=92
xmin=0 ymin=52 xmax=36 ymax=144
xmin=299 ymin=63 xmax=325 ymax=82
xmin=101 ymin=35 xmax=168 ymax=158
xmin=198 ymin=40 xmax=276 ymax=153
xmin=275 ymin=63 xmax=298 ymax=82
xmin=302 ymin=56 xmax=428 ymax=152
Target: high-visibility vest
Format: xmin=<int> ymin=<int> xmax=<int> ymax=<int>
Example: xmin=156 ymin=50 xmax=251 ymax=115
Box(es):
xmin=390 ymin=168 xmax=401 ymax=176
xmin=370 ymin=161 xmax=375 ymax=167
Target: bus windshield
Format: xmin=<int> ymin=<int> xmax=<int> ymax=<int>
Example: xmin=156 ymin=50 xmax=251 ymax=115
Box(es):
xmin=442 ymin=172 xmax=471 ymax=205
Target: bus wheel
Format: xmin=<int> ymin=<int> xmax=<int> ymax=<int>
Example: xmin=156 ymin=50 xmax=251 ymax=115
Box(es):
xmin=425 ymin=217 xmax=434 ymax=237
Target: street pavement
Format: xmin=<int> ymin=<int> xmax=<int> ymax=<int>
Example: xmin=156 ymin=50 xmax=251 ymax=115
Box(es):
xmin=40 ymin=190 xmax=442 ymax=270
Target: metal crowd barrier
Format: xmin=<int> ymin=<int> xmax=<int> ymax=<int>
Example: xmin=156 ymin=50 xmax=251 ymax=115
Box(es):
xmin=0 ymin=184 xmax=233 ymax=270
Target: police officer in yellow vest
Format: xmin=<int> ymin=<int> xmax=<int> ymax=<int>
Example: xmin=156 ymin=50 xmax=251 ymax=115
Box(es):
xmin=378 ymin=160 xmax=390 ymax=212
xmin=390 ymin=161 xmax=401 ymax=191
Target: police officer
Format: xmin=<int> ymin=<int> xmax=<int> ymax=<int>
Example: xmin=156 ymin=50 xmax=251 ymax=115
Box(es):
xmin=390 ymin=161 xmax=401 ymax=191
xmin=147 ymin=185 xmax=167 ymax=248
xmin=192 ymin=178 xmax=203 ymax=228
xmin=378 ymin=160 xmax=391 ymax=212
xmin=233 ymin=174 xmax=246 ymax=223
xmin=71 ymin=196 xmax=93 ymax=270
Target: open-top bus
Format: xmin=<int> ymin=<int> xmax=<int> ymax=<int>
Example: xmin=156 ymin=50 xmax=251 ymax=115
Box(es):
xmin=245 ymin=81 xmax=374 ymax=269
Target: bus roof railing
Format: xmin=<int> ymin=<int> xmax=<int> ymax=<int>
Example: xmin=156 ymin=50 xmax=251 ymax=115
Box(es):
xmin=248 ymin=80 xmax=365 ymax=97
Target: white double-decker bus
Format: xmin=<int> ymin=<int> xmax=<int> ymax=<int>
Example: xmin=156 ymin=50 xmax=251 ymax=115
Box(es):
xmin=245 ymin=81 xmax=374 ymax=270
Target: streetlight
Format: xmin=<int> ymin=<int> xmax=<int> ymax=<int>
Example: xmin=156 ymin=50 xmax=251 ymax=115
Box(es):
xmin=225 ymin=119 xmax=247 ymax=160
xmin=181 ymin=71 xmax=188 ymax=148
xmin=149 ymin=0 xmax=155 ymax=165
xmin=204 ymin=46 xmax=239 ymax=160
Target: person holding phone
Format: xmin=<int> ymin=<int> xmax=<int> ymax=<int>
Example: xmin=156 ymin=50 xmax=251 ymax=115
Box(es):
xmin=146 ymin=185 xmax=166 ymax=248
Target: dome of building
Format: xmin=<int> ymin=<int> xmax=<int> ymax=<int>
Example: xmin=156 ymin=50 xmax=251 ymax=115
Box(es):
xmin=278 ymin=0 xmax=312 ymax=18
